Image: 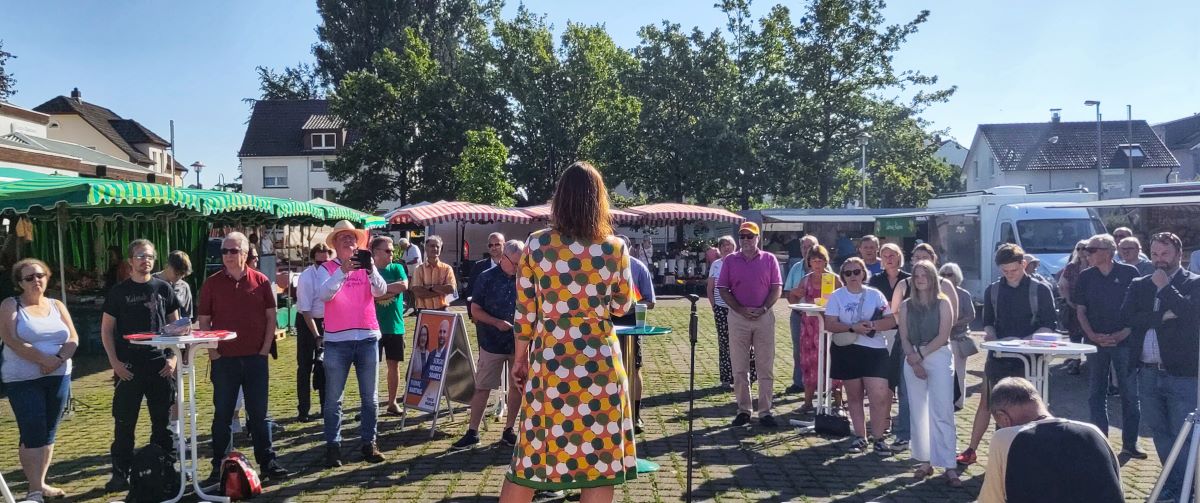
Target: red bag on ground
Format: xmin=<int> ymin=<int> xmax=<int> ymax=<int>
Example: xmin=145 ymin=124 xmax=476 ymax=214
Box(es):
xmin=220 ymin=451 xmax=262 ymax=500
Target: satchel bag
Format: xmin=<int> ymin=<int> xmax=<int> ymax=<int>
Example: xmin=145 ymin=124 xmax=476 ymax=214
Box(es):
xmin=950 ymin=333 xmax=980 ymax=357
xmin=831 ymin=331 xmax=858 ymax=347
xmin=815 ymin=409 xmax=853 ymax=437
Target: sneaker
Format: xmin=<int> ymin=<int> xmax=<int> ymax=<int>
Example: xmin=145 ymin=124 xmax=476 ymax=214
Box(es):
xmin=785 ymin=384 xmax=804 ymax=395
xmin=873 ymin=438 xmax=893 ymax=456
xmin=956 ymin=447 xmax=977 ymax=466
xmin=501 ymin=428 xmax=518 ymax=447
xmin=1120 ymin=447 xmax=1149 ymax=460
xmin=325 ymin=443 xmax=343 ymax=468
xmin=889 ymin=439 xmax=910 ymax=452
xmin=1066 ymin=359 xmax=1081 ymax=375
xmin=22 ymin=491 xmax=43 ymax=503
xmin=634 ymin=417 xmax=645 ymax=434
xmin=103 ymin=472 xmax=129 ymax=493
xmin=297 ymin=413 xmax=313 ymax=422
xmin=848 ymin=437 xmax=869 ymax=453
xmin=731 ymin=412 xmax=751 ymax=427
xmin=261 ymin=460 xmax=292 ymax=481
xmin=451 ymin=431 xmax=481 ymax=451
xmin=759 ymin=414 xmax=778 ymax=428
xmin=361 ymin=442 xmax=385 ymax=463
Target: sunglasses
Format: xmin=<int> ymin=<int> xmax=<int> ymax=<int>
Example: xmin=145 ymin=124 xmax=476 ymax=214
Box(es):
xmin=21 ymin=272 xmax=47 ymax=283
xmin=841 ymin=269 xmax=863 ymax=277
xmin=1083 ymin=247 xmax=1109 ymax=254
xmin=379 ymin=248 xmax=395 ymax=254
xmin=221 ymin=248 xmax=243 ymax=255
xmin=940 ymin=272 xmax=955 ymax=277
xmin=1118 ymin=246 xmax=1139 ymax=251
xmin=1075 ymin=247 xmax=1086 ymax=252
xmin=738 ymin=234 xmax=756 ymax=240
xmin=488 ymin=243 xmax=502 ymax=248
xmin=133 ymin=253 xmax=156 ymax=261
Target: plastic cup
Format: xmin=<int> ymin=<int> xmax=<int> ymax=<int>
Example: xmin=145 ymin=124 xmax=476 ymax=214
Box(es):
xmin=635 ymin=303 xmax=647 ymax=327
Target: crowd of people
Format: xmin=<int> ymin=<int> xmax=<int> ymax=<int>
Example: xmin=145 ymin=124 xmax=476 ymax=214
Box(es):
xmin=1 ymin=157 xmax=1196 ymax=502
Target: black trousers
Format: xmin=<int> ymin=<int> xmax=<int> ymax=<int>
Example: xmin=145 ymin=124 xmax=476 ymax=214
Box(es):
xmin=296 ymin=316 xmax=325 ymax=417
xmin=111 ymin=361 xmax=175 ymax=474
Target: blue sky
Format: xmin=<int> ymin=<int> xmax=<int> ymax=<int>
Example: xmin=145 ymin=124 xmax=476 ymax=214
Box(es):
xmin=2 ymin=0 xmax=1197 ymax=187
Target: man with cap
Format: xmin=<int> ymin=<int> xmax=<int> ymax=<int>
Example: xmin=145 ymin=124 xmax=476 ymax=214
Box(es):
xmin=716 ymin=221 xmax=783 ymax=427
xmin=318 ymin=221 xmax=388 ymax=467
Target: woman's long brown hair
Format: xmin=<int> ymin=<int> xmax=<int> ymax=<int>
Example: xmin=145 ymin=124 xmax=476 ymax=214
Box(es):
xmin=550 ymin=161 xmax=612 ymax=242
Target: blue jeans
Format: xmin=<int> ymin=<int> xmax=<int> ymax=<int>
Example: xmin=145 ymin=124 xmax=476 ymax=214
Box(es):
xmin=323 ymin=338 xmax=380 ymax=445
xmin=1087 ymin=345 xmax=1140 ymax=447
xmin=894 ymin=372 xmax=910 ymax=442
xmin=788 ymin=311 xmax=804 ymax=389
xmin=6 ymin=375 xmax=70 ymax=448
xmin=211 ymin=355 xmax=275 ymax=469
xmin=1140 ymin=367 xmax=1198 ymax=499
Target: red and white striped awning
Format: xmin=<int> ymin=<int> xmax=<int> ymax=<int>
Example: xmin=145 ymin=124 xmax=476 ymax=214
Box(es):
xmin=517 ymin=203 xmax=643 ymax=225
xmin=625 ymin=203 xmax=744 ymax=225
xmin=386 ymin=201 xmax=533 ymax=225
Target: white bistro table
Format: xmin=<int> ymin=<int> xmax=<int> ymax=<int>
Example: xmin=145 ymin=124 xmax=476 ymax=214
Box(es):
xmin=790 ymin=303 xmax=833 ymax=414
xmin=980 ymin=339 xmax=1096 ymax=405
xmin=127 ymin=330 xmax=237 ymax=503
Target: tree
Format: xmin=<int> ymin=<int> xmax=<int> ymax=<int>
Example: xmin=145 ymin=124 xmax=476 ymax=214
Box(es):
xmin=0 ymin=41 xmax=16 ymax=101
xmin=453 ymin=128 xmax=514 ymax=206
xmin=251 ymin=63 xmax=325 ymax=100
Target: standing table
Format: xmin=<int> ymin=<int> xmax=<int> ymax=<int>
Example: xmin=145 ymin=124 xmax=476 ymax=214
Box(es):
xmin=981 ymin=339 xmax=1096 ymax=405
xmin=126 ymin=331 xmax=237 ymax=503
xmin=790 ymin=304 xmax=834 ymax=414
xmin=616 ymin=325 xmax=671 ymax=474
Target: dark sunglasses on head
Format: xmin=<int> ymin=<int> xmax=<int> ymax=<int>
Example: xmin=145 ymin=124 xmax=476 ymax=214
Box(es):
xmin=22 ymin=272 xmax=47 ymax=282
xmin=841 ymin=269 xmax=863 ymax=277
xmin=738 ymin=234 xmax=756 ymax=240
xmin=221 ymin=248 xmax=243 ymax=255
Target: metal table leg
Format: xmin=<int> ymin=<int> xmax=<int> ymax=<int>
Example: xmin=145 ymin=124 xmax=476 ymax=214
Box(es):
xmin=183 ymin=343 xmax=229 ymax=503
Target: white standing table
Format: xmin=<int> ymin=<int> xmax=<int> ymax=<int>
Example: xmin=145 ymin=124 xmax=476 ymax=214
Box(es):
xmin=980 ymin=339 xmax=1096 ymax=405
xmin=790 ymin=304 xmax=833 ymax=414
xmin=127 ymin=331 xmax=237 ymax=503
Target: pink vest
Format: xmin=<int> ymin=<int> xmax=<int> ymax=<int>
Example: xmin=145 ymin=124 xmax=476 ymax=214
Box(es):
xmin=321 ymin=261 xmax=380 ymax=334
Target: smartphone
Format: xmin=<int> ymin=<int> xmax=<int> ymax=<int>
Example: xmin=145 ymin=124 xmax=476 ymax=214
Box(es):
xmin=354 ymin=249 xmax=372 ymax=269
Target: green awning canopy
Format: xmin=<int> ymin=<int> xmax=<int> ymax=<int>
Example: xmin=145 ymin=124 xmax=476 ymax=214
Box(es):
xmin=0 ymin=176 xmax=202 ymax=220
xmin=309 ymin=197 xmax=386 ymax=229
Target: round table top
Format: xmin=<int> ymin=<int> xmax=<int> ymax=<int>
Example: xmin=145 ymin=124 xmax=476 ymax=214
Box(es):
xmin=616 ymin=326 xmax=672 ymax=336
xmin=981 ymin=339 xmax=1097 ymax=356
xmin=125 ymin=330 xmax=238 ymax=347
xmin=789 ymin=303 xmax=825 ymax=314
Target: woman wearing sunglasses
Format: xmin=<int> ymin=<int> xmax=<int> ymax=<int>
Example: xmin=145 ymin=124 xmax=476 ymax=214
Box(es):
xmin=824 ymin=257 xmax=896 ymax=455
xmin=0 ymin=259 xmax=79 ymax=501
xmin=786 ymin=244 xmax=842 ymax=413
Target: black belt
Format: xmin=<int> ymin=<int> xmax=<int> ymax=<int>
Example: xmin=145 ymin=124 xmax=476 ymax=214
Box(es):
xmin=1138 ymin=362 xmax=1169 ymax=371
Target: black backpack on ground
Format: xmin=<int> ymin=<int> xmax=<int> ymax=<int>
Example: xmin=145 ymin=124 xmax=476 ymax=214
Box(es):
xmin=127 ymin=443 xmax=179 ymax=503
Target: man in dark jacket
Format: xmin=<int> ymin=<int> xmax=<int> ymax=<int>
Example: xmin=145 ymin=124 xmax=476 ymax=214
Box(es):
xmin=1121 ymin=231 xmax=1200 ymax=502
xmin=465 ymin=232 xmax=504 ymax=315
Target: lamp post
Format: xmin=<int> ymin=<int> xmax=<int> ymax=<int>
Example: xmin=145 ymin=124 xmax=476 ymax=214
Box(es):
xmin=859 ymin=134 xmax=870 ymax=208
xmin=190 ymin=161 xmax=204 ymax=189
xmin=1084 ymin=100 xmax=1102 ymax=199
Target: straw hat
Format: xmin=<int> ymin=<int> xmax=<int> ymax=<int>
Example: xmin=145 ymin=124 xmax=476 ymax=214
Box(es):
xmin=325 ymin=220 xmax=368 ymax=249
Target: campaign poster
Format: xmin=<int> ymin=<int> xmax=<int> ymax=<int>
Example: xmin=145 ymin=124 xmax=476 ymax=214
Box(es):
xmin=404 ymin=311 xmax=455 ymax=412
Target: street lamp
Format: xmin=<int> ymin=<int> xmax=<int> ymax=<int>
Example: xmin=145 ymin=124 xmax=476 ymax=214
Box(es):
xmin=859 ymin=134 xmax=870 ymax=209
xmin=1084 ymin=100 xmax=1102 ymax=199
xmin=190 ymin=161 xmax=204 ymax=189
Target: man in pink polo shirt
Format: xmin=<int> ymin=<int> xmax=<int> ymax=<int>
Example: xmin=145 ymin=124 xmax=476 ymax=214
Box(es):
xmin=717 ymin=221 xmax=783 ymax=427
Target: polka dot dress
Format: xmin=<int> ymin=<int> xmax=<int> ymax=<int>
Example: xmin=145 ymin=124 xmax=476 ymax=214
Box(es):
xmin=508 ymin=229 xmax=638 ymax=490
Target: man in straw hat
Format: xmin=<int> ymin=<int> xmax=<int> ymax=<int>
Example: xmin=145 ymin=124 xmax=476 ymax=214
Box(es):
xmin=317 ymin=220 xmax=389 ymax=467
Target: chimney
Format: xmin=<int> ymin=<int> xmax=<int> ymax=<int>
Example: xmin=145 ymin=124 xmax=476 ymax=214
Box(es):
xmin=70 ymin=88 xmax=81 ymax=102
xmin=1050 ymin=108 xmax=1062 ymax=123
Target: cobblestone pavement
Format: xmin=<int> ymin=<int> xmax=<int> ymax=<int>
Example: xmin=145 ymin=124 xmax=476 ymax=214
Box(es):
xmin=0 ymin=299 xmax=1166 ymax=502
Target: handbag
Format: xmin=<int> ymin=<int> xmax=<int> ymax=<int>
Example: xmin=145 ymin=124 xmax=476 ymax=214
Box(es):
xmin=832 ymin=332 xmax=858 ymax=346
xmin=950 ymin=333 xmax=980 ymax=357
xmin=815 ymin=409 xmax=853 ymax=437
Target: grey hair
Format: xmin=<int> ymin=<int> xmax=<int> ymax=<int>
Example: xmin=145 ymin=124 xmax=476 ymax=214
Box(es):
xmin=1088 ymin=233 xmax=1118 ymax=251
xmin=127 ymin=239 xmax=155 ymax=258
xmin=989 ymin=377 xmax=1043 ymax=413
xmin=503 ymin=239 xmax=525 ymax=256
xmin=224 ymin=232 xmax=250 ymax=252
xmin=397 ymin=238 xmax=410 ymax=247
xmin=939 ymin=262 xmax=964 ymax=287
xmin=717 ymin=235 xmax=736 ymax=248
xmin=425 ymin=235 xmax=443 ymax=247
xmin=1118 ymin=236 xmax=1141 ymax=250
xmin=488 ymin=232 xmax=505 ymax=242
xmin=370 ymin=235 xmax=393 ymax=251
xmin=801 ymin=234 xmax=818 ymax=246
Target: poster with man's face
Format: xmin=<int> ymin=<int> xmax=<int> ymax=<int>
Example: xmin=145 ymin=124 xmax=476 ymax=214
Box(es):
xmin=404 ymin=312 xmax=456 ymax=412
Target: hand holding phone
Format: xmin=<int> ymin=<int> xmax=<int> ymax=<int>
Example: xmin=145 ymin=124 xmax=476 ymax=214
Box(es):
xmin=354 ymin=249 xmax=373 ymax=270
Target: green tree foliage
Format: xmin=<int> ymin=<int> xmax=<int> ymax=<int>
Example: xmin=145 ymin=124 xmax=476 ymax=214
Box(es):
xmin=453 ymin=128 xmax=514 ymax=206
xmin=0 ymin=41 xmax=17 ymax=101
xmin=251 ymin=63 xmax=325 ymax=100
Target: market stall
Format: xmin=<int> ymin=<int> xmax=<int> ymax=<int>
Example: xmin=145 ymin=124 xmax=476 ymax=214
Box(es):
xmin=623 ymin=203 xmax=743 ymax=294
xmin=386 ymin=201 xmax=534 ymax=283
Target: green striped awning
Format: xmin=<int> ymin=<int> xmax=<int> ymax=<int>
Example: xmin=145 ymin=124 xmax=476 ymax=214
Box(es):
xmin=0 ymin=177 xmax=202 ymax=217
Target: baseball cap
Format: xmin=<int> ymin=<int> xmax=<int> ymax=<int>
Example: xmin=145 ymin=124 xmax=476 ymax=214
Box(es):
xmin=739 ymin=222 xmax=760 ymax=235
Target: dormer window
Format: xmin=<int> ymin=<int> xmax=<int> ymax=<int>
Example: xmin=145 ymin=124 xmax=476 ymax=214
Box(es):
xmin=312 ymin=133 xmax=336 ymax=150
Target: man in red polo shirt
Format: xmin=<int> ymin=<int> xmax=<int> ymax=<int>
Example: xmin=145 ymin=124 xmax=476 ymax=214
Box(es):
xmin=717 ymin=221 xmax=782 ymax=428
xmin=198 ymin=231 xmax=291 ymax=485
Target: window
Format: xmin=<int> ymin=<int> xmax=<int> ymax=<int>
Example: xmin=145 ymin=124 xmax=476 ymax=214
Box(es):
xmin=311 ymin=159 xmax=326 ymax=172
xmin=973 ymin=160 xmax=979 ymax=180
xmin=312 ymin=133 xmax=336 ymax=150
xmin=1000 ymin=222 xmax=1016 ymax=245
xmin=263 ymin=166 xmax=288 ymax=188
xmin=1016 ymin=218 xmax=1103 ymax=254
xmin=989 ymin=156 xmax=997 ymax=176
xmin=312 ymin=188 xmax=337 ymax=200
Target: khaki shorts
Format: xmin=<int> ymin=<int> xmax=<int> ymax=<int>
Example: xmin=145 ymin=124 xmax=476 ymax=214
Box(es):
xmin=474 ymin=349 xmax=515 ymax=390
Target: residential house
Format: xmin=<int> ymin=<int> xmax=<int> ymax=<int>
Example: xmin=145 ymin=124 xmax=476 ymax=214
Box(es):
xmin=238 ymin=99 xmax=352 ymax=204
xmin=1152 ymin=113 xmax=1200 ymax=182
xmin=32 ymin=88 xmax=186 ymax=185
xmin=0 ymin=101 xmax=154 ymax=180
xmin=963 ymin=114 xmax=1179 ymax=198
xmin=935 ymin=138 xmax=968 ymax=169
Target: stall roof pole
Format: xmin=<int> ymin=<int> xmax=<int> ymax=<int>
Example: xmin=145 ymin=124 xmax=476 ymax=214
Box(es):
xmin=56 ymin=207 xmax=67 ymax=304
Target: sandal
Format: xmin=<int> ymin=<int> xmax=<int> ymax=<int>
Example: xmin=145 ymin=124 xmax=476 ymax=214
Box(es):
xmin=944 ymin=469 xmax=963 ymax=487
xmin=912 ymin=464 xmax=934 ymax=479
xmin=956 ymin=447 xmax=977 ymax=466
xmin=40 ymin=486 xmax=66 ymax=499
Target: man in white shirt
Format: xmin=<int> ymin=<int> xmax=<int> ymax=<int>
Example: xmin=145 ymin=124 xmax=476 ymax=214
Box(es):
xmin=295 ymin=243 xmax=331 ymax=422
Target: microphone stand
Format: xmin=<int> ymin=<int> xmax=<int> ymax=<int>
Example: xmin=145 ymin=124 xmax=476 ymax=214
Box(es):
xmin=686 ymin=293 xmax=700 ymax=503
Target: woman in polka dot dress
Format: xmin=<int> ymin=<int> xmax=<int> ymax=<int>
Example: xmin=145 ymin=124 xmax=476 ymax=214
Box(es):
xmin=500 ymin=162 xmax=636 ymax=503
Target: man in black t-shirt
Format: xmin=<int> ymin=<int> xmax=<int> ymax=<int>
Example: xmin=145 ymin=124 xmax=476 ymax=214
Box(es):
xmin=99 ymin=239 xmax=181 ymax=492
xmin=981 ymin=377 xmax=1123 ymax=503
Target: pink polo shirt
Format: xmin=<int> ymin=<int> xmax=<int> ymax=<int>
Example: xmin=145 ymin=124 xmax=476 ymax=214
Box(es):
xmin=716 ymin=248 xmax=782 ymax=308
